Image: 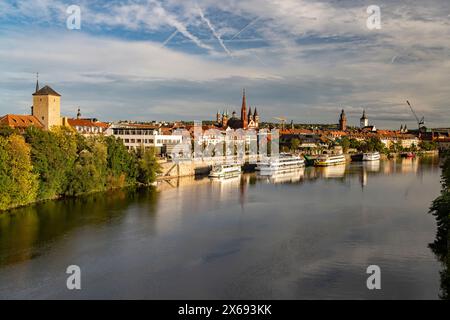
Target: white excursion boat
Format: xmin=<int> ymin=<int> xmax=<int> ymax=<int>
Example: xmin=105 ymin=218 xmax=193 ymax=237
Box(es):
xmin=209 ymin=163 xmax=242 ymax=178
xmin=314 ymin=154 xmax=346 ymax=167
xmin=256 ymin=153 xmax=305 ymax=175
xmin=362 ymin=152 xmax=380 ymax=161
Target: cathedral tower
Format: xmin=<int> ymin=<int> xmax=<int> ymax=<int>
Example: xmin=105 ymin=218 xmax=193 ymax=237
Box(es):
xmin=241 ymin=89 xmax=248 ymax=129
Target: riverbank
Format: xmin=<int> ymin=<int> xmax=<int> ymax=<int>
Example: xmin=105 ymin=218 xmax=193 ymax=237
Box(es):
xmin=0 ymin=129 xmax=160 ymax=212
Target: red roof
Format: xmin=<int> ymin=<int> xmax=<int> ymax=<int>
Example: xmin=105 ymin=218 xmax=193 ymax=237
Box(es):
xmin=0 ymin=114 xmax=44 ymax=129
xmin=67 ymin=118 xmax=109 ymax=128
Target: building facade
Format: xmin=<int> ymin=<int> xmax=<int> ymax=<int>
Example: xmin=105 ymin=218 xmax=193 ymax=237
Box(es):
xmin=64 ymin=109 xmax=109 ymax=136
xmin=106 ymin=123 xmax=183 ymax=156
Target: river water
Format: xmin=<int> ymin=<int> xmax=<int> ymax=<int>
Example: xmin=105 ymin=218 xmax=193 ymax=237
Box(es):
xmin=0 ymin=157 xmax=444 ymax=299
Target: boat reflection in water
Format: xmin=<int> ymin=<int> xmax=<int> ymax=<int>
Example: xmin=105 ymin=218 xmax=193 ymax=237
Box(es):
xmin=363 ymin=160 xmax=381 ymax=172
xmin=257 ymin=168 xmax=305 ymax=184
xmin=317 ymin=164 xmax=346 ymax=179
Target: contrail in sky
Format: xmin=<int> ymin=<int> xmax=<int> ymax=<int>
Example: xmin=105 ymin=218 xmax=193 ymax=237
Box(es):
xmin=196 ymin=5 xmax=232 ymax=57
xmin=150 ymin=0 xmax=212 ymax=51
xmin=162 ymin=29 xmax=178 ymax=47
xmin=231 ymin=17 xmax=260 ymax=40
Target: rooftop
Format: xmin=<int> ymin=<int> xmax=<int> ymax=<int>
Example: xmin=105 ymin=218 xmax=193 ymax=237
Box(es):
xmin=32 ymin=85 xmax=61 ymax=97
xmin=0 ymin=114 xmax=44 ymax=129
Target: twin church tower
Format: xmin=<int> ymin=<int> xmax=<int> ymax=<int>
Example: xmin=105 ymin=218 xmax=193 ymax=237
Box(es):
xmin=216 ymin=89 xmax=260 ymax=129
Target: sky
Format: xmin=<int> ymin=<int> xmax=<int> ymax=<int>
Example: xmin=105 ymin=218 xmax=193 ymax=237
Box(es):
xmin=0 ymin=0 xmax=449 ymax=129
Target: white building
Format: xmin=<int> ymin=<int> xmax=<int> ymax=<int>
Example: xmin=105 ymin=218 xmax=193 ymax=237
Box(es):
xmin=64 ymin=118 xmax=109 ymax=136
xmin=106 ymin=123 xmax=183 ymax=156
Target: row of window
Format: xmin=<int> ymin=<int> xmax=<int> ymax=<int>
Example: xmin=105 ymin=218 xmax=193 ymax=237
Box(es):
xmin=112 ymin=129 xmax=156 ymax=135
xmin=123 ymin=138 xmax=154 ymax=144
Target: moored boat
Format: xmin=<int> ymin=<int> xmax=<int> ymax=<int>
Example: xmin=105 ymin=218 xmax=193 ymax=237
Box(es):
xmin=400 ymin=152 xmax=416 ymax=158
xmin=257 ymin=153 xmax=305 ymax=175
xmin=209 ymin=163 xmax=242 ymax=178
xmin=303 ymin=154 xmax=318 ymax=166
xmin=351 ymin=152 xmax=380 ymax=162
xmin=314 ymin=154 xmax=346 ymax=166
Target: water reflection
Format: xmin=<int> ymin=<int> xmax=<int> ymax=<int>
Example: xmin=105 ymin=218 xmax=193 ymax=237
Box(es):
xmin=0 ymin=156 xmax=444 ymax=299
xmin=257 ymin=168 xmax=305 ymax=184
xmin=0 ymin=188 xmax=159 ymax=267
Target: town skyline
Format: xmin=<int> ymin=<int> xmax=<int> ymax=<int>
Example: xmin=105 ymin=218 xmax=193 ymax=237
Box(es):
xmin=1 ymin=0 xmax=450 ymax=128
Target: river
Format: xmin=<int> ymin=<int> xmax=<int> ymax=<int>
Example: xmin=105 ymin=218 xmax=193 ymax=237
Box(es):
xmin=0 ymin=157 xmax=444 ymax=299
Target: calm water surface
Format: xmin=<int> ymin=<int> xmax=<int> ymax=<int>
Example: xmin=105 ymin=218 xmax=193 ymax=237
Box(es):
xmin=0 ymin=157 xmax=444 ymax=299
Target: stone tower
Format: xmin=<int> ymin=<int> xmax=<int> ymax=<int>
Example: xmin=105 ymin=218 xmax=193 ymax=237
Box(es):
xmin=32 ymin=85 xmax=61 ymax=130
xmin=339 ymin=109 xmax=347 ymax=131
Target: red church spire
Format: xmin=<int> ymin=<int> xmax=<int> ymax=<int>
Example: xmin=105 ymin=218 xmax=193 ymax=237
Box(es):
xmin=241 ymin=88 xmax=248 ymax=129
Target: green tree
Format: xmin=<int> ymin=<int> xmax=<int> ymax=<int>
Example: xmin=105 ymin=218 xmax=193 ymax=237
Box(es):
xmin=105 ymin=136 xmax=137 ymax=187
xmin=66 ymin=138 xmax=107 ymax=196
xmin=0 ymin=134 xmax=38 ymax=210
xmin=429 ymin=152 xmax=450 ymax=299
xmin=137 ymin=148 xmax=161 ymax=185
xmin=419 ymin=141 xmax=438 ymax=151
xmin=24 ymin=126 xmax=77 ymax=200
xmin=338 ymin=137 xmax=351 ymax=153
xmin=349 ymin=138 xmax=362 ymax=151
xmin=363 ymin=137 xmax=386 ymax=153
xmin=290 ymin=138 xmax=301 ymax=152
xmin=0 ymin=125 xmax=17 ymax=137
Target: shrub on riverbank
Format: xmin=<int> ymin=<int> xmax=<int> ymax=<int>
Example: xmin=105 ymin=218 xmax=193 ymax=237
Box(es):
xmin=0 ymin=126 xmax=160 ymax=211
xmin=429 ymin=151 xmax=450 ymax=300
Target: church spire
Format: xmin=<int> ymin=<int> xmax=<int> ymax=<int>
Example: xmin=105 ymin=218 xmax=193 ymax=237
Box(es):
xmin=241 ymin=88 xmax=248 ymax=129
xmin=35 ymin=72 xmax=39 ymax=93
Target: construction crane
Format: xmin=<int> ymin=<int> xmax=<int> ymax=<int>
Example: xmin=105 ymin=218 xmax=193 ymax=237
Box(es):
xmin=406 ymin=100 xmax=425 ymax=130
xmin=274 ymin=117 xmax=287 ymax=130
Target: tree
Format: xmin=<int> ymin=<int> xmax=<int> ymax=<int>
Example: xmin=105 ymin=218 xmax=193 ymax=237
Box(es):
xmin=24 ymin=126 xmax=77 ymax=200
xmin=0 ymin=134 xmax=38 ymax=210
xmin=338 ymin=137 xmax=351 ymax=153
xmin=419 ymin=141 xmax=438 ymax=151
xmin=137 ymin=148 xmax=161 ymax=185
xmin=66 ymin=138 xmax=107 ymax=196
xmin=0 ymin=125 xmax=17 ymax=137
xmin=429 ymin=152 xmax=450 ymax=299
xmin=363 ymin=137 xmax=386 ymax=153
xmin=105 ymin=136 xmax=137 ymax=187
xmin=349 ymin=138 xmax=362 ymax=151
xmin=290 ymin=138 xmax=301 ymax=152
xmin=0 ymin=136 xmax=12 ymax=210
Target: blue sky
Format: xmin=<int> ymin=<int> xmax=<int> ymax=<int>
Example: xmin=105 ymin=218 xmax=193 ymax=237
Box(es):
xmin=0 ymin=0 xmax=449 ymax=128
